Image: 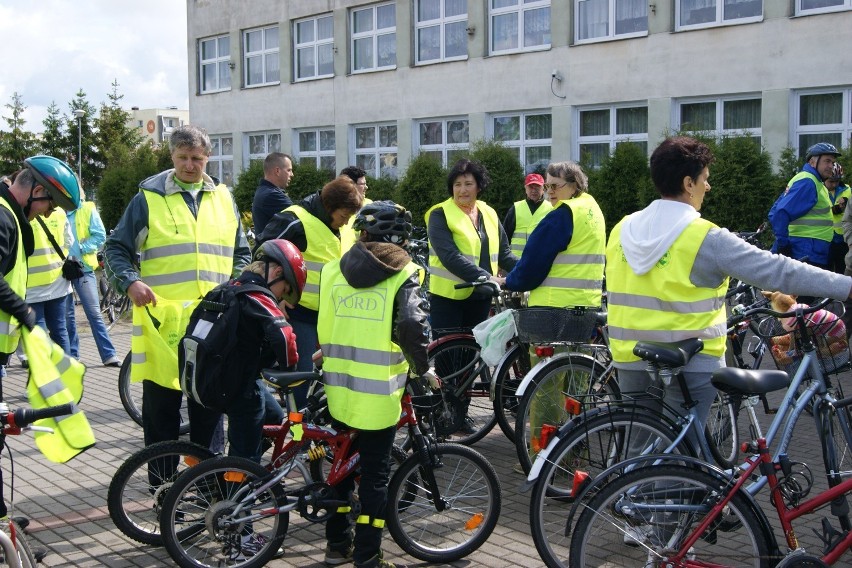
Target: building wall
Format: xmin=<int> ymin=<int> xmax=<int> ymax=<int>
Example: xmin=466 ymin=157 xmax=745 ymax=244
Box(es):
xmin=128 ymin=108 xmax=190 ymax=145
xmin=186 ymin=0 xmax=852 ymax=183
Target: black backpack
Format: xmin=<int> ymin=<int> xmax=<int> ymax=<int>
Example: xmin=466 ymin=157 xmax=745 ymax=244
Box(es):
xmin=179 ymin=281 xmax=274 ymax=411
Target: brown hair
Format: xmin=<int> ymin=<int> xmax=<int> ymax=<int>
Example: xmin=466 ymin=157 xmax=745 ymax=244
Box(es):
xmin=321 ymin=176 xmax=363 ymax=214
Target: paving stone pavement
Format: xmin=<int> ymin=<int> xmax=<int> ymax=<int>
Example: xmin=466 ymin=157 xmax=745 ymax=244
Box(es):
xmin=2 ymin=306 xmax=840 ymax=567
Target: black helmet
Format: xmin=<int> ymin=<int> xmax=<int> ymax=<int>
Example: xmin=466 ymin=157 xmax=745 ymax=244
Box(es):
xmin=353 ymin=200 xmax=412 ymax=244
xmin=805 ymin=142 xmax=841 ymax=162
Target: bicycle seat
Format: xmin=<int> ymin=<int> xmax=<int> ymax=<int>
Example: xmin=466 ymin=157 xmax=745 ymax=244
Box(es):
xmin=261 ymin=370 xmax=321 ymax=390
xmin=710 ymin=367 xmax=789 ymax=396
xmin=633 ymin=338 xmax=704 ymax=367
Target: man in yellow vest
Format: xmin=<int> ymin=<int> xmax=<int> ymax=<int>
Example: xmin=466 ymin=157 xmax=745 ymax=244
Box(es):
xmin=503 ymin=172 xmax=552 ymax=258
xmin=104 ymin=124 xmax=251 ymax=450
xmin=318 ymin=201 xmax=429 ymax=568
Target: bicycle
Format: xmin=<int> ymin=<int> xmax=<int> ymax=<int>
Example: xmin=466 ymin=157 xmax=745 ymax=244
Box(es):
xmin=117 ymin=350 xmax=191 ymax=435
xmin=96 ymin=251 xmax=131 ymax=331
xmin=157 ymin=372 xmax=501 ymax=567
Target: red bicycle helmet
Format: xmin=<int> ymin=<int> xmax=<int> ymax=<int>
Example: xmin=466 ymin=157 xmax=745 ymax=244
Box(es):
xmin=254 ymin=239 xmax=307 ymax=305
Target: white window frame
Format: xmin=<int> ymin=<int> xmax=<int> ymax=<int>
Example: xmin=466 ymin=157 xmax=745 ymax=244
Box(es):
xmin=674 ymin=95 xmax=762 ymax=140
xmin=794 ymin=87 xmax=852 ymax=157
xmin=675 ymin=0 xmax=763 ymax=31
xmin=207 ymin=135 xmax=234 ymax=187
xmin=489 ymin=0 xmax=551 ymax=55
xmin=243 ymin=25 xmax=280 ymax=87
xmin=574 ymin=0 xmax=648 ymax=43
xmin=351 ymin=123 xmax=399 ymax=178
xmin=294 ymin=14 xmax=334 ymax=81
xmin=489 ymin=111 xmax=553 ymax=174
xmin=415 ymin=117 xmax=470 ymax=166
xmin=351 ymin=2 xmax=397 ymax=73
xmin=796 ymin=0 xmax=851 ymax=16
xmin=245 ymin=131 xmax=282 ymax=164
xmin=295 ymin=127 xmax=337 ymax=172
xmin=575 ymin=104 xmax=649 ymax=168
xmin=415 ymin=0 xmax=469 ymax=65
xmin=199 ymin=34 xmax=231 ymax=94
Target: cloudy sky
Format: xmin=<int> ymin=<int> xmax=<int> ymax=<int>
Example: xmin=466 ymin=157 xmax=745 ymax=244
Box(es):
xmin=0 ymin=0 xmax=188 ymax=132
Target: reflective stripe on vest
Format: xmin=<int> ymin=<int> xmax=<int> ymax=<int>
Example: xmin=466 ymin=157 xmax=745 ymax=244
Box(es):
xmin=425 ymin=198 xmax=499 ymax=300
xmin=787 ymin=171 xmax=834 ymax=242
xmin=287 ymin=205 xmax=342 ymax=311
xmin=141 ymin=188 xmax=237 ymax=300
xmin=528 ymin=194 xmax=606 ymax=308
xmin=28 ymin=210 xmax=66 ymax=289
xmin=510 ymin=199 xmax=552 ymax=257
xmin=832 ymin=185 xmax=851 ymax=235
xmin=73 ymin=202 xmax=99 ymax=271
xmin=317 ymin=260 xmax=416 ymax=430
xmin=606 ymin=217 xmax=728 ymax=362
xmin=131 ymin=298 xmax=201 ymax=390
xmin=0 ymin=198 xmax=26 ymax=353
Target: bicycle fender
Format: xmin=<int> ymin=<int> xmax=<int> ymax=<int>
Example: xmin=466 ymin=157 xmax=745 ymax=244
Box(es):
xmin=514 ymin=352 xmax=598 ymax=398
xmin=490 ymin=343 xmax=525 ymax=400
xmin=427 ymin=332 xmax=473 ymax=352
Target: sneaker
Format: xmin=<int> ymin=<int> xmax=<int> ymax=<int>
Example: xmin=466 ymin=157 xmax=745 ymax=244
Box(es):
xmin=456 ymin=416 xmax=476 ymax=435
xmin=20 ymin=359 xmax=28 ymax=369
xmin=512 ymin=462 xmax=526 ymax=475
xmin=355 ymin=550 xmax=405 ymax=568
xmin=233 ymin=533 xmax=284 ymax=561
xmin=103 ymin=356 xmax=121 ymax=367
xmin=324 ymin=542 xmax=354 ymax=566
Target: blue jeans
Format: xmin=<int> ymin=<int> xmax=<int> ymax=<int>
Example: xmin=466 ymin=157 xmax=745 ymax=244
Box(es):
xmin=65 ymin=272 xmax=117 ymax=361
xmin=225 ymin=379 xmax=286 ymax=463
xmin=32 ymin=295 xmax=71 ymax=355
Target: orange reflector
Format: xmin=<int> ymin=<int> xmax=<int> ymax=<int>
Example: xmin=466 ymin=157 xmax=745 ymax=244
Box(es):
xmin=184 ymin=456 xmax=201 ymax=467
xmin=564 ymin=397 xmax=582 ymax=416
xmin=535 ymin=346 xmax=555 ymax=358
xmin=740 ymin=442 xmax=749 ymax=453
xmin=223 ymin=471 xmax=247 ymax=483
xmin=538 ymin=423 xmax=557 ymax=452
xmin=572 ymin=470 xmax=589 ymax=497
xmin=289 ymin=411 xmax=303 ymax=423
xmin=464 ymin=512 xmax=484 ymax=530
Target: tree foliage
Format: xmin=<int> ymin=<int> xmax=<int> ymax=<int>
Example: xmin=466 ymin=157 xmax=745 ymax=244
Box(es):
xmin=0 ymin=93 xmax=37 ymax=173
xmin=40 ymin=102 xmax=67 ymax=161
xmin=97 ymin=142 xmax=161 ymax=230
xmin=66 ymin=90 xmax=98 ymax=193
xmin=288 ymin=161 xmax=334 ymax=202
xmin=396 ymin=153 xmax=447 ymax=226
xmin=232 ymin=159 xmax=265 ymax=214
xmin=586 ymin=142 xmax=654 ymax=235
xmin=467 ymin=140 xmax=525 ymax=220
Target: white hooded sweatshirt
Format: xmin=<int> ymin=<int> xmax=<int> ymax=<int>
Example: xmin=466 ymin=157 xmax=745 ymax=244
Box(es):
xmin=619 ymin=200 xmax=700 ymax=276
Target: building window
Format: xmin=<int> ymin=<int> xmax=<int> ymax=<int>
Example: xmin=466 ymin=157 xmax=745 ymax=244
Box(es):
xmin=296 ymin=128 xmax=336 ymax=172
xmin=795 ymin=89 xmax=852 ymax=157
xmin=491 ymin=112 xmax=552 ymax=173
xmin=137 ymin=120 xmax=143 ymax=128
xmin=575 ymin=0 xmax=647 ymax=42
xmin=207 ymin=136 xmax=234 ymax=187
xmin=797 ymin=0 xmax=851 ymax=15
xmin=244 ymin=26 xmax=280 ymax=87
xmin=199 ymin=34 xmax=231 ymax=93
xmin=490 ymin=0 xmax=551 ymax=54
xmin=295 ymin=15 xmax=334 ymax=81
xmin=246 ymin=131 xmax=282 ymax=164
xmin=417 ymin=118 xmax=469 ymax=165
xmin=415 ymin=0 xmax=468 ymax=64
xmin=677 ymin=96 xmax=761 ymax=144
xmin=353 ymin=123 xmax=398 ymax=178
xmin=676 ymin=0 xmax=762 ymax=30
xmin=351 ymin=3 xmax=396 ymax=73
xmin=577 ymin=105 xmax=648 ymax=168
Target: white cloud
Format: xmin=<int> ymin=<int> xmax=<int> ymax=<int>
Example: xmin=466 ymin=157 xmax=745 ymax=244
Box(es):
xmin=0 ymin=0 xmax=188 ymax=132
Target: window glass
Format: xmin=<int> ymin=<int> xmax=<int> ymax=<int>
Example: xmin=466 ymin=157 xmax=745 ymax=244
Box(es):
xmin=800 ymin=93 xmax=843 ymax=125
xmin=581 ymin=109 xmax=610 ymax=136
xmin=681 ymin=102 xmax=716 ymax=131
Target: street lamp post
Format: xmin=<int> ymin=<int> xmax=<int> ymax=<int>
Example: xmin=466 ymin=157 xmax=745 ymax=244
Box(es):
xmin=73 ymin=109 xmax=85 ymax=185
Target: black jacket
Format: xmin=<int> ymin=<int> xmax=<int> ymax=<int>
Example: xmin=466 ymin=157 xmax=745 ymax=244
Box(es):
xmin=0 ymin=182 xmax=35 ymax=344
xmin=251 ymin=178 xmax=292 ymax=236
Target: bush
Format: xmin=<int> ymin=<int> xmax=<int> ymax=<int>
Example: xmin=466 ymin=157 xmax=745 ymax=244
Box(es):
xmin=289 ymin=162 xmax=334 ymax=201
xmin=467 ymin=140 xmax=525 ymax=220
xmin=396 ymin=153 xmax=447 ymax=226
xmin=587 ymin=142 xmax=654 ymax=235
xmin=366 ymin=175 xmax=397 ymax=203
xmin=232 ymin=160 xmax=264 ymax=213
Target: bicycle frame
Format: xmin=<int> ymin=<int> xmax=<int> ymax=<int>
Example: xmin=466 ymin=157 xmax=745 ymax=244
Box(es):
xmin=0 ymin=526 xmax=32 ymax=568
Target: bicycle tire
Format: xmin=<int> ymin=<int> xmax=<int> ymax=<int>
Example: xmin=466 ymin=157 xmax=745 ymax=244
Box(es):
xmin=427 ymin=337 xmax=496 ymax=445
xmin=568 ymin=465 xmax=771 ymax=568
xmin=818 ymin=389 xmax=852 ymax=492
xmin=119 ymin=351 xmax=191 ymax=435
xmin=1 ymin=519 xmax=38 ymax=568
xmin=492 ymin=343 xmax=531 ymax=441
xmin=159 ymin=456 xmax=287 ymax=568
xmin=386 ymin=443 xmax=501 ymax=563
xmin=529 ymin=409 xmax=691 ymax=566
xmin=705 ymin=392 xmax=740 ymax=469
xmin=515 ymin=354 xmax=618 ymax=474
xmin=107 ymin=441 xmax=215 ymax=545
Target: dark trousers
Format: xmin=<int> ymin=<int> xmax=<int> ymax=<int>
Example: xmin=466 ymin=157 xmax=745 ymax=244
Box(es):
xmin=141 ymin=379 xmax=222 ymax=448
xmin=326 ymin=424 xmax=396 ymax=564
xmin=225 ymin=379 xmax=286 ymax=463
xmin=829 ymin=240 xmax=849 ymax=274
xmin=429 ymin=294 xmax=492 ymax=337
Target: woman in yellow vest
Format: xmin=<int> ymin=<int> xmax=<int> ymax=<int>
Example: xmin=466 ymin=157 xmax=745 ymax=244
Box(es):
xmin=827 ymin=163 xmax=850 ymax=273
xmin=607 ymin=136 xmax=852 ymax=450
xmin=339 ymin=165 xmax=372 ymax=252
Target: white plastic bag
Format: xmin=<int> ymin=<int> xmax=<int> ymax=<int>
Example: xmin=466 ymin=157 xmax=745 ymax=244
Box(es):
xmin=472 ymin=309 xmax=517 ymax=366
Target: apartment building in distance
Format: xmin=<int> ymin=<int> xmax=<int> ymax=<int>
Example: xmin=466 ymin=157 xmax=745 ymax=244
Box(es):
xmin=186 ymin=0 xmax=852 ymax=186
xmin=128 ymin=107 xmax=190 ymax=146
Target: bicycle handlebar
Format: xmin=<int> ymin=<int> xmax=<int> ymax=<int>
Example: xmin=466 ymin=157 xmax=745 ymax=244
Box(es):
xmin=731 ymin=296 xmax=833 ymax=324
xmin=1 ymin=403 xmax=75 ymax=429
xmin=454 ymin=278 xmax=501 ymax=295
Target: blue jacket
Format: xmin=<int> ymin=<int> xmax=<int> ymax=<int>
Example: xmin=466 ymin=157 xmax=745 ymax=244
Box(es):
xmin=504 ymin=204 xmax=574 ymax=291
xmin=768 ymin=163 xmax=830 ymax=265
xmin=251 ymin=179 xmax=292 ymax=235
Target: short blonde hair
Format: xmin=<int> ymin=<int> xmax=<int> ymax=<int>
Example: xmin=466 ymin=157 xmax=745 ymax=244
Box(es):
xmin=244 ymin=260 xmax=274 ymax=276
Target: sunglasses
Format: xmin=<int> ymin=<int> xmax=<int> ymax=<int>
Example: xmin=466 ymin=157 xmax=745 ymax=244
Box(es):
xmin=543 ymin=181 xmax=572 ymax=191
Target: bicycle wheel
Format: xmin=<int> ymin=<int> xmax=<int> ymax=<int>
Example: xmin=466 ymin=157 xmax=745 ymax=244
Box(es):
xmin=0 ymin=518 xmax=38 ymax=568
xmin=515 ymin=354 xmax=617 ymax=474
xmin=386 ymin=443 xmax=501 ymax=563
xmin=492 ymin=342 xmax=531 ymax=441
xmin=568 ymin=465 xmax=771 ymax=568
xmin=159 ymin=456 xmax=287 ymax=568
xmin=529 ymin=409 xmax=690 ymax=567
xmin=119 ymin=351 xmax=191 ymax=435
xmin=107 ymin=441 xmax=214 ymax=545
xmin=428 ymin=337 xmax=496 ymax=445
xmin=818 ymin=391 xmax=852 ymax=488
xmin=705 ymin=392 xmax=740 ymax=469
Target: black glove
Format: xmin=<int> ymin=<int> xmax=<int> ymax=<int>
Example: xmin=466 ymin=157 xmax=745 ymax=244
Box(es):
xmin=833 ymin=198 xmax=848 ymax=215
xmin=778 ymin=244 xmax=793 ymax=258
xmin=20 ymin=308 xmax=36 ymax=331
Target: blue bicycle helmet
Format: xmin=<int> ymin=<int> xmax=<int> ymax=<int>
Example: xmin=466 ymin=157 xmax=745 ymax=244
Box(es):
xmin=23 ymin=155 xmax=81 ymax=211
xmin=804 ymin=142 xmax=841 ymax=163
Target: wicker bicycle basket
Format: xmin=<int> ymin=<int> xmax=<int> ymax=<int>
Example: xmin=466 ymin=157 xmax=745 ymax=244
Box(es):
xmin=512 ymin=307 xmax=598 ymax=344
xmin=756 ymin=300 xmax=851 ymax=377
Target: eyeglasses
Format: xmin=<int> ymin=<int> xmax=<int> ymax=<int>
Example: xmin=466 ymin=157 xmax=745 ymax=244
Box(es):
xmin=543 ymin=181 xmax=572 ymax=191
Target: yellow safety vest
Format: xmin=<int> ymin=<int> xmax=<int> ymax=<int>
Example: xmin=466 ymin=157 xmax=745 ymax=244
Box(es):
xmin=0 ymin=198 xmax=27 ymax=354
xmin=528 ymin=194 xmax=606 ymax=308
xmin=787 ymin=171 xmax=834 ymax=243
xmin=21 ymin=326 xmax=96 ymax=463
xmin=606 ymin=217 xmax=728 ymax=363
xmin=318 ymin=260 xmax=416 ymax=430
xmin=341 ymin=197 xmax=372 ymax=253
xmin=425 ymin=198 xmax=499 ymax=300
xmin=28 ymin=210 xmax=66 ymax=289
xmin=510 ymin=199 xmax=552 ymax=257
xmin=286 ymin=205 xmax=342 ymax=311
xmin=831 ymin=185 xmax=851 ymax=236
xmin=131 ymin=298 xmax=202 ymax=390
xmin=73 ymin=202 xmax=99 ymax=271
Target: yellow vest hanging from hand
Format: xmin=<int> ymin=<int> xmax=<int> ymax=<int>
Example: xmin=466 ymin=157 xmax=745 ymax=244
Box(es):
xmin=131 ymin=297 xmax=202 ymax=391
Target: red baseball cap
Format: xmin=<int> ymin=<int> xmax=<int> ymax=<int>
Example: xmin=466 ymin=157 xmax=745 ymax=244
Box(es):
xmin=525 ymin=173 xmax=544 ymax=186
